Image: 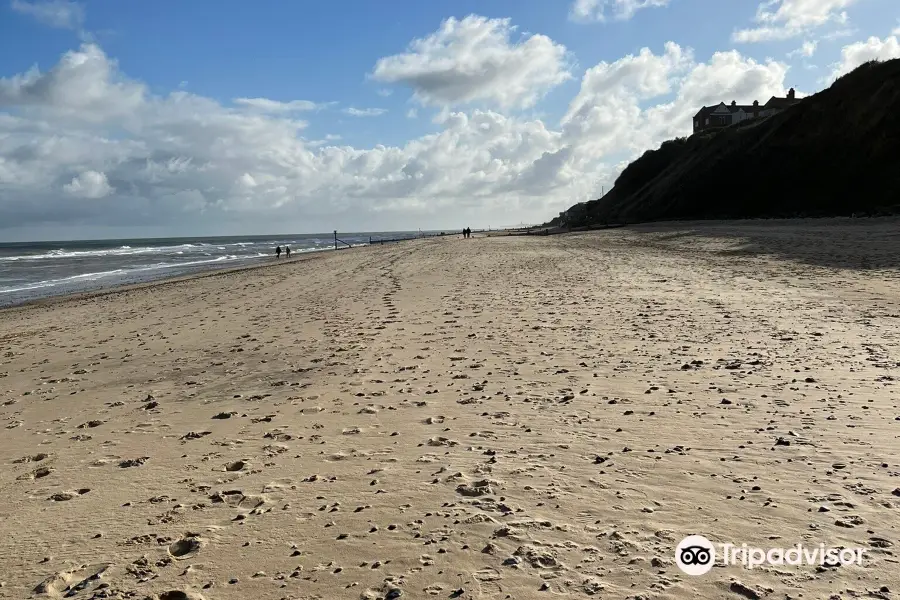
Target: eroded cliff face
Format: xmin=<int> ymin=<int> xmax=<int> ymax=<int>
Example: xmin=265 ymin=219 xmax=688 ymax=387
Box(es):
xmin=556 ymin=58 xmax=900 ymax=227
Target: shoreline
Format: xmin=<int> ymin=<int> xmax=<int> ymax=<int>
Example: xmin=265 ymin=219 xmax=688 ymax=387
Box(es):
xmin=5 ymin=214 xmax=900 ymax=313
xmin=0 ymin=231 xmax=407 ymax=312
xmin=0 ymin=243 xmax=368 ymax=314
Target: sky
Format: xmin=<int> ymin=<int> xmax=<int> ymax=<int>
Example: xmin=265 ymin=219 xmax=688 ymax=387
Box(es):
xmin=0 ymin=0 xmax=898 ymax=241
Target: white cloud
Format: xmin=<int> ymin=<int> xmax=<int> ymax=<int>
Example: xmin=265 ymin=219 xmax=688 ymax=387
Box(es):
xmin=562 ymin=43 xmax=789 ymax=159
xmin=371 ymin=15 xmax=571 ymax=109
xmin=788 ymin=40 xmax=818 ymax=58
xmin=0 ymin=43 xmax=146 ymax=122
xmin=376 ymin=89 xmax=393 ymax=97
xmin=238 ymin=173 xmax=257 ymax=188
xmin=827 ymin=35 xmax=900 ymax=82
xmin=893 ymin=20 xmax=900 ymax=36
xmin=570 ymin=0 xmax=669 ymax=22
xmin=406 ymin=108 xmax=418 ymax=119
xmin=343 ymin=107 xmax=388 ymax=117
xmin=733 ymin=0 xmax=860 ymax=43
xmin=0 ymin=42 xmax=577 ymax=233
xmin=63 ymin=170 xmax=112 ymax=198
xmin=233 ymin=98 xmax=320 ymax=112
xmin=11 ymin=0 xmax=84 ymax=29
xmin=820 ymin=27 xmax=858 ymax=40
xmin=5 ymin=20 xmax=879 ymax=238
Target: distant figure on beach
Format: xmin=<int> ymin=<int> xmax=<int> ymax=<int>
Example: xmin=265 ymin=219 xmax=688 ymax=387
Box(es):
xmin=285 ymin=246 xmax=291 ymax=258
xmin=275 ymin=245 xmax=282 ymax=259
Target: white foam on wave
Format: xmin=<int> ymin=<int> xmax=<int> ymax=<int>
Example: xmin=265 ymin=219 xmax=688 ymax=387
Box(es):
xmin=0 ymin=243 xmax=203 ymax=262
xmin=0 ymin=269 xmax=128 ymax=293
xmin=0 ymin=254 xmax=252 ymax=295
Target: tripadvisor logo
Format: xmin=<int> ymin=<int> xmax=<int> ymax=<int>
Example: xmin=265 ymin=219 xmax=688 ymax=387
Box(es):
xmin=676 ymin=535 xmax=715 ymax=575
xmin=675 ymin=535 xmax=865 ymax=575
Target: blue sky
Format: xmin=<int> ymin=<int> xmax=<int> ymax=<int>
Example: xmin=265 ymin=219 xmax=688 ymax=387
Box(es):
xmin=0 ymin=0 xmax=898 ymax=240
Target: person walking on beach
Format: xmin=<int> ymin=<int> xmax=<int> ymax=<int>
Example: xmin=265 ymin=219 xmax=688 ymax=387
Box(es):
xmin=275 ymin=245 xmax=282 ymax=259
xmin=285 ymin=245 xmax=291 ymax=258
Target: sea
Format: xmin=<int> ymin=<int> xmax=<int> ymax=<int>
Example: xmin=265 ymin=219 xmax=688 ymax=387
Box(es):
xmin=0 ymin=231 xmax=425 ymax=308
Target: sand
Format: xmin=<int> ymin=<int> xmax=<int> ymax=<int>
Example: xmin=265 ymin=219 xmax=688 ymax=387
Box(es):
xmin=2 ymin=219 xmax=899 ymax=600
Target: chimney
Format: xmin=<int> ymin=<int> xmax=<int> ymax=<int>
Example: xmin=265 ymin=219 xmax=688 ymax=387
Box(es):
xmin=787 ymin=87 xmax=795 ymax=100
xmin=731 ymin=100 xmax=736 ymax=106
xmin=753 ymin=100 xmax=759 ymax=106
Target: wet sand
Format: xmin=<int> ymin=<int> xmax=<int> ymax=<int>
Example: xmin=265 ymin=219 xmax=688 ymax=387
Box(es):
xmin=2 ymin=220 xmax=899 ymax=599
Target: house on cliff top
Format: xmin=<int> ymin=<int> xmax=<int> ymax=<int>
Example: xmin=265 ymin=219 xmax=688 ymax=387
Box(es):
xmin=693 ymin=88 xmax=799 ymax=133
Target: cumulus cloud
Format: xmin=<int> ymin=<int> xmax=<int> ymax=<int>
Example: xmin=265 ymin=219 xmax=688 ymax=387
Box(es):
xmin=11 ymin=0 xmax=84 ymax=29
xmin=733 ymin=0 xmax=859 ymax=43
xmin=63 ymin=170 xmax=112 ymax=198
xmin=371 ymin=15 xmax=571 ymax=109
xmin=0 ymin=43 xmax=145 ymax=122
xmin=893 ymin=20 xmax=900 ymax=36
xmin=569 ymin=0 xmax=669 ymax=22
xmin=0 ymin=42 xmax=579 ymax=234
xmin=343 ymin=107 xmax=388 ymax=117
xmin=4 ymin=17 xmax=868 ymax=239
xmin=827 ymin=35 xmax=900 ymax=82
xmin=562 ymin=43 xmax=789 ymax=159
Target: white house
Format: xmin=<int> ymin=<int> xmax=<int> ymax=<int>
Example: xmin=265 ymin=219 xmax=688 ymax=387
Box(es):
xmin=693 ymin=88 xmax=799 ymax=133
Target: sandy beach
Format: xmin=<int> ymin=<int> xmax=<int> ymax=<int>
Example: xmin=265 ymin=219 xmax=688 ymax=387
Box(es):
xmin=3 ymin=220 xmax=900 ymax=600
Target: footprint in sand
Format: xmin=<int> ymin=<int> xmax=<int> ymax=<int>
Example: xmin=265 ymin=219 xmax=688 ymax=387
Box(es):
xmin=157 ymin=591 xmax=205 ymax=600
xmin=29 ymin=461 xmax=56 ymax=479
xmin=34 ymin=564 xmax=109 ymax=598
xmin=208 ymin=490 xmax=265 ymax=509
xmin=49 ymin=489 xmax=90 ymax=501
xmin=168 ymin=535 xmax=204 ymax=560
xmin=13 ymin=453 xmax=49 ymax=464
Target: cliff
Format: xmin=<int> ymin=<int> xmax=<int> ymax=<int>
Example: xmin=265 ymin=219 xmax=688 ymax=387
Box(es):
xmin=554 ymin=58 xmax=900 ymax=226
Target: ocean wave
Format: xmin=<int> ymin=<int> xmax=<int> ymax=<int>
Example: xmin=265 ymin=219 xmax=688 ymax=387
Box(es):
xmin=0 ymin=254 xmax=257 ymax=295
xmin=0 ymin=244 xmax=203 ymax=262
xmin=0 ymin=269 xmax=128 ymax=293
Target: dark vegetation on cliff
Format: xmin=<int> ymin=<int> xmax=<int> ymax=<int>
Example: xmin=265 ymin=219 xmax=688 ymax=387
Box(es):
xmin=551 ymin=58 xmax=900 ymax=227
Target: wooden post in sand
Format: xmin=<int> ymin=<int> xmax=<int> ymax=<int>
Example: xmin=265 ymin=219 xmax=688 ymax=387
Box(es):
xmin=334 ymin=230 xmax=337 ymax=250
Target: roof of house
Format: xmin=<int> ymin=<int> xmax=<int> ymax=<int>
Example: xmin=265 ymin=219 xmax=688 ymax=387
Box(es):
xmin=764 ymin=96 xmax=801 ymax=109
xmin=694 ymin=102 xmax=762 ymax=119
xmin=727 ymin=104 xmax=760 ymax=114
